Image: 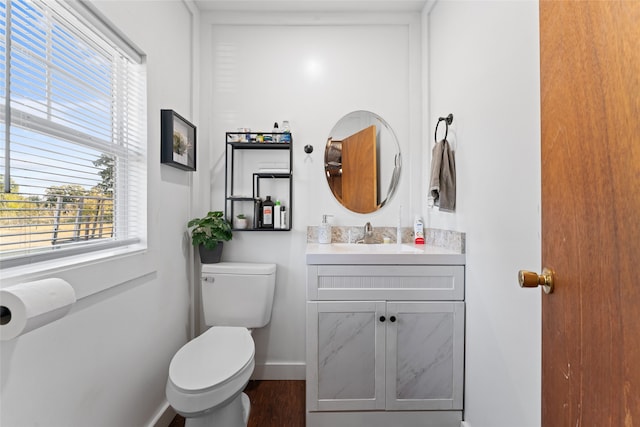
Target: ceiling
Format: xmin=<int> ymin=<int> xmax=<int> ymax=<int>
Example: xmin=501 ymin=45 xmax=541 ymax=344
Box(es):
xmin=193 ymin=0 xmax=431 ymax=13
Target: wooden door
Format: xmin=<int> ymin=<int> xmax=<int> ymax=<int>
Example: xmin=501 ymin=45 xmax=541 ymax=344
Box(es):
xmin=540 ymin=1 xmax=640 ymax=425
xmin=342 ymin=125 xmax=378 ymax=213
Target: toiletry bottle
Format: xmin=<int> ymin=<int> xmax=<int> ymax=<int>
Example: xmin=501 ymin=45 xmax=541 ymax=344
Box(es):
xmin=280 ymin=205 xmax=287 ymax=229
xmin=272 ymin=122 xmax=280 ymax=143
xmin=281 ymin=120 xmax=291 ymax=143
xmin=318 ymin=214 xmax=332 ymax=244
xmin=262 ymin=196 xmax=274 ymax=228
xmin=254 ymin=197 xmax=263 ymax=228
xmin=274 ymin=200 xmax=281 ymax=229
xmin=414 ymin=216 xmax=425 ymax=245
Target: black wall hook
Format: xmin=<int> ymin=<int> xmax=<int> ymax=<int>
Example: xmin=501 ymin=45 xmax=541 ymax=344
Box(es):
xmin=434 ymin=113 xmax=454 ymax=143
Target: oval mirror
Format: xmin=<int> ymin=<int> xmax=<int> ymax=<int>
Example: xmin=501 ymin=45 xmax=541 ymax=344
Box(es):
xmin=325 ymin=110 xmax=401 ymax=214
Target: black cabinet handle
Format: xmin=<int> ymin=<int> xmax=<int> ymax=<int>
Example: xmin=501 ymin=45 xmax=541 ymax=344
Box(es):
xmin=379 ymin=316 xmax=386 ymax=322
xmin=390 ymin=316 xmax=397 ymax=322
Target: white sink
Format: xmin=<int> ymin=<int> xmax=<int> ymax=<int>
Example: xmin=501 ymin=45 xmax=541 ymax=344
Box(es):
xmin=306 ymin=243 xmax=465 ymax=265
xmin=329 ymin=243 xmax=424 ymax=254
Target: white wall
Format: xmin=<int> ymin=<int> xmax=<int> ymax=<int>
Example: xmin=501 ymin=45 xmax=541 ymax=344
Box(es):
xmin=199 ymin=5 xmax=542 ymax=426
xmin=425 ymin=1 xmax=541 ymax=426
xmin=0 ymin=1 xmax=198 ymax=426
xmin=198 ymin=11 xmax=423 ymax=378
xmin=0 ymin=2 xmax=542 ymax=426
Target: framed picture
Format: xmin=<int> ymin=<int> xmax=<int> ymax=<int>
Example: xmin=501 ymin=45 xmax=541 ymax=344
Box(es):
xmin=161 ymin=109 xmax=196 ymax=171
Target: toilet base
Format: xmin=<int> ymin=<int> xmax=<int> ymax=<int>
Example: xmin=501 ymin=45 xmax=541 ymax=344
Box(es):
xmin=184 ymin=392 xmax=251 ymax=427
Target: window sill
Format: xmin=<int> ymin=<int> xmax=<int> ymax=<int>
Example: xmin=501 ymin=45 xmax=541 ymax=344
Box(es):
xmin=0 ymin=244 xmax=156 ymax=300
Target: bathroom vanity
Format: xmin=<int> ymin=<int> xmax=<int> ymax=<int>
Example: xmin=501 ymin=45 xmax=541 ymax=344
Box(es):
xmin=305 ymin=243 xmax=465 ymax=427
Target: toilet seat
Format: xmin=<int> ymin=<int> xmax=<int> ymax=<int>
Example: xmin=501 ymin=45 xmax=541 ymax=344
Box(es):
xmin=170 ymin=326 xmax=254 ymax=393
xmin=166 ymin=326 xmax=255 ymax=416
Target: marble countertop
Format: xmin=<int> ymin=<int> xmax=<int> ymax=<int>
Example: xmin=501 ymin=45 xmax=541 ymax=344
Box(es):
xmin=305 ymin=243 xmax=465 ymax=265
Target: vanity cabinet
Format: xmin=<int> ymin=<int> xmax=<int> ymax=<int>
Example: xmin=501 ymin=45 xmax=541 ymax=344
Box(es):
xmin=307 ymin=301 xmax=385 ymax=411
xmin=306 ymin=263 xmax=465 ymax=427
xmin=224 ymin=132 xmax=292 ymax=231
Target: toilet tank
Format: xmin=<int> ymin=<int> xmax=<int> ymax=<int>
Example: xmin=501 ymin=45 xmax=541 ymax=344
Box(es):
xmin=201 ymin=262 xmax=276 ymax=328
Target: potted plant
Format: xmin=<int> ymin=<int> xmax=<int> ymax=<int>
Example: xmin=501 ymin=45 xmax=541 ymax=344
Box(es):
xmin=235 ymin=214 xmax=249 ymax=229
xmin=187 ymin=211 xmax=232 ymax=263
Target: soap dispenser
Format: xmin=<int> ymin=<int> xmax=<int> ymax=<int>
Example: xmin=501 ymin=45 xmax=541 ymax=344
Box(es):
xmin=318 ymin=215 xmax=333 ymax=244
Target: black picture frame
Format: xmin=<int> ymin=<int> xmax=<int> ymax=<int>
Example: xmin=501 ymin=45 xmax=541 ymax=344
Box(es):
xmin=161 ymin=109 xmax=196 ymax=171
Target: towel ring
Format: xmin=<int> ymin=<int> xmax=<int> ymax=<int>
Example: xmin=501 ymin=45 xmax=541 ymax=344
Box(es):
xmin=434 ymin=114 xmax=454 ymax=143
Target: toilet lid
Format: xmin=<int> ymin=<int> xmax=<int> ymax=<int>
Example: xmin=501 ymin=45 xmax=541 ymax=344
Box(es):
xmin=169 ymin=326 xmax=254 ymax=393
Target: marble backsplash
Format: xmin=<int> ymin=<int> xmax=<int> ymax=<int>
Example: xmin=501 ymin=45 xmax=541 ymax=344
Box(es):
xmin=307 ymin=225 xmax=465 ymax=253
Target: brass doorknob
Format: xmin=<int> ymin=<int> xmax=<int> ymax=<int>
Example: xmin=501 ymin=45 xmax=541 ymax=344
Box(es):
xmin=518 ymin=268 xmax=554 ymax=294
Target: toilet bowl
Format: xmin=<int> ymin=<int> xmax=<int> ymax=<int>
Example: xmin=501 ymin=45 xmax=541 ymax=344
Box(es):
xmin=167 ymin=326 xmax=254 ymax=424
xmin=166 ymin=262 xmax=276 ymax=427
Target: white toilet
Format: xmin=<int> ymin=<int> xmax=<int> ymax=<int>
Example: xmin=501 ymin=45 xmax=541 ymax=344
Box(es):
xmin=166 ymin=262 xmax=276 ymax=427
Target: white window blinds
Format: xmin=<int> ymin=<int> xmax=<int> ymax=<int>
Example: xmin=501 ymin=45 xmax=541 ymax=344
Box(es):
xmin=0 ymin=0 xmax=147 ymax=267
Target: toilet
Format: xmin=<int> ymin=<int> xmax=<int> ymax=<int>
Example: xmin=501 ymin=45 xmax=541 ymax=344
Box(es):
xmin=166 ymin=262 xmax=276 ymax=427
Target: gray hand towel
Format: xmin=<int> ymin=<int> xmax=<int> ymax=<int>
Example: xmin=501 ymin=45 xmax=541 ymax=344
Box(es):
xmin=428 ymin=139 xmax=456 ymax=211
xmin=428 ymin=141 xmax=444 ymax=207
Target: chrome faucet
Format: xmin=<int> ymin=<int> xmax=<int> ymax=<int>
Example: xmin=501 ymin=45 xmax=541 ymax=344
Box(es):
xmin=355 ymin=222 xmax=375 ymax=244
xmin=363 ymin=222 xmax=375 ymax=244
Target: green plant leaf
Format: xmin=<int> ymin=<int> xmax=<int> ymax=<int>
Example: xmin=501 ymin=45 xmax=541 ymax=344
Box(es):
xmin=187 ymin=211 xmax=232 ymax=247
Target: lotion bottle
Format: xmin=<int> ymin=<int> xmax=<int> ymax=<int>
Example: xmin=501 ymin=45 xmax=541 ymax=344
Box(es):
xmin=274 ymin=200 xmax=281 ymax=229
xmin=414 ymin=216 xmax=425 ymax=245
xmin=318 ymin=214 xmax=332 ymax=244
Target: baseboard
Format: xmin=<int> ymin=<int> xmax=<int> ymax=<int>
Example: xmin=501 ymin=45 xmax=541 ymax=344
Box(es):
xmin=307 ymin=410 xmax=462 ymax=427
xmin=251 ymin=361 xmax=306 ymax=380
xmin=149 ymin=401 xmax=176 ymax=427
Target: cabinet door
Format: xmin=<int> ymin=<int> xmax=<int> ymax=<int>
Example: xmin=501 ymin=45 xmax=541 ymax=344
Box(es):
xmin=385 ymin=301 xmax=464 ymax=410
xmin=306 ymin=301 xmax=386 ymax=411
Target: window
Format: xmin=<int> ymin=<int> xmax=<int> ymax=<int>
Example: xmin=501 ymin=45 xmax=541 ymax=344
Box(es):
xmin=0 ymin=0 xmax=146 ymax=268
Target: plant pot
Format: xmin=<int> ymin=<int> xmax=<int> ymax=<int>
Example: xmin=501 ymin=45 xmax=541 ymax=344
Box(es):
xmin=198 ymin=242 xmax=224 ymax=264
xmin=235 ymin=218 xmax=248 ymax=229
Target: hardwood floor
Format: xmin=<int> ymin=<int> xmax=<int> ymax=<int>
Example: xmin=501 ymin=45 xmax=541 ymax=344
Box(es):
xmin=168 ymin=380 xmax=305 ymax=427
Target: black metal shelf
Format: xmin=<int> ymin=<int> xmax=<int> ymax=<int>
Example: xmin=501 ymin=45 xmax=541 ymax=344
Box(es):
xmin=253 ymin=173 xmax=291 ymax=178
xmin=224 ymin=131 xmax=293 ymax=230
xmin=232 ymin=227 xmax=291 ymax=232
xmin=227 ymin=141 xmax=292 ymax=149
xmin=227 ymin=196 xmax=256 ymax=202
